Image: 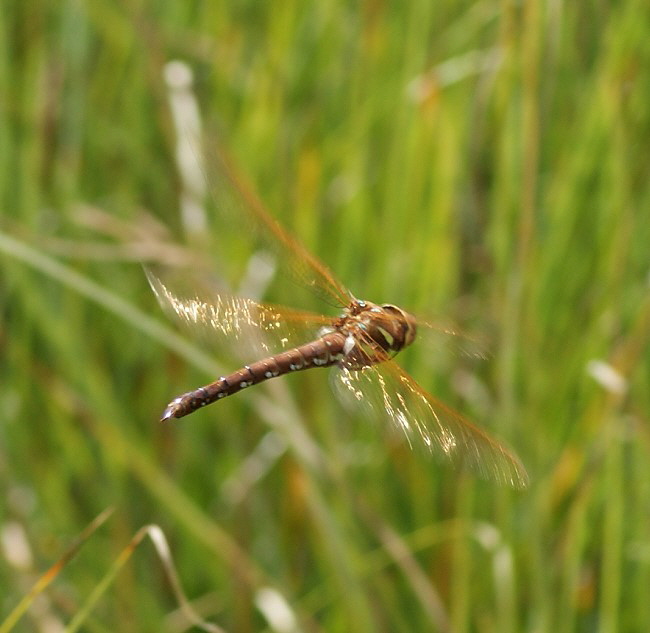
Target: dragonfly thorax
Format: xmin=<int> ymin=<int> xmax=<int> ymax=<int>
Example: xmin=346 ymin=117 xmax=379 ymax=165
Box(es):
xmin=336 ymin=300 xmax=417 ymax=368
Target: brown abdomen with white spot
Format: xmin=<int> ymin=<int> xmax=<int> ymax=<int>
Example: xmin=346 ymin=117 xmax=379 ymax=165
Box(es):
xmin=161 ymin=331 xmax=348 ymax=420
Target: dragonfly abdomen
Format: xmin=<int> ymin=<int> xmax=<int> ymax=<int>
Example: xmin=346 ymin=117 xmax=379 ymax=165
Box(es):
xmin=160 ymin=331 xmax=348 ymax=421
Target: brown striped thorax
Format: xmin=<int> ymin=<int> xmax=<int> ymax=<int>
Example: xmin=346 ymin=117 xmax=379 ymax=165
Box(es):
xmin=324 ymin=300 xmax=418 ymax=369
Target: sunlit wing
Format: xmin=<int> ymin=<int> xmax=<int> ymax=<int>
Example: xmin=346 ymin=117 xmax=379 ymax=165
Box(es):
xmin=333 ymin=361 xmax=529 ymax=489
xmin=206 ymin=145 xmax=353 ymax=307
xmin=146 ymin=267 xmax=335 ymax=358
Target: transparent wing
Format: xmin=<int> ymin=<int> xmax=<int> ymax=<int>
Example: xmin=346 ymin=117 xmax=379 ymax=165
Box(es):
xmin=334 ymin=361 xmax=528 ymax=489
xmin=412 ymin=315 xmax=490 ymax=361
xmin=146 ymin=267 xmax=334 ymax=358
xmin=205 ymin=145 xmax=353 ymax=307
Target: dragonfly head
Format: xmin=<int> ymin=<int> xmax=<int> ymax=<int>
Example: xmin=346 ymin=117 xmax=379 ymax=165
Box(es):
xmin=380 ymin=304 xmax=417 ymax=350
xmin=368 ymin=303 xmax=417 ymax=352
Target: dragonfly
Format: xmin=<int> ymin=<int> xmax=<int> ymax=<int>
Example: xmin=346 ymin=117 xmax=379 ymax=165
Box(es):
xmin=147 ymin=151 xmax=528 ymax=489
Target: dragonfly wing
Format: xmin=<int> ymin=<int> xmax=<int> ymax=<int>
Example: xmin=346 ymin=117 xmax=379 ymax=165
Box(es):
xmin=146 ymin=267 xmax=333 ymax=358
xmin=205 ymin=145 xmax=353 ymax=307
xmin=409 ymin=314 xmax=491 ymax=361
xmin=333 ymin=361 xmax=528 ymax=489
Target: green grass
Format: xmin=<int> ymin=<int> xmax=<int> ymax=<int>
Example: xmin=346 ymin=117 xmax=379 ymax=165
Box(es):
xmin=2 ymin=1 xmax=650 ymax=631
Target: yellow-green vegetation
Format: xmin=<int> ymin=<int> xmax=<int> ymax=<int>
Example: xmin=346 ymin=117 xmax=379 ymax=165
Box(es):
xmin=2 ymin=2 xmax=649 ymax=631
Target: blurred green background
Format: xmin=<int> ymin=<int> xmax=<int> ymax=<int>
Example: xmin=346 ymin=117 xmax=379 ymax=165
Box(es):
xmin=2 ymin=1 xmax=650 ymax=632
